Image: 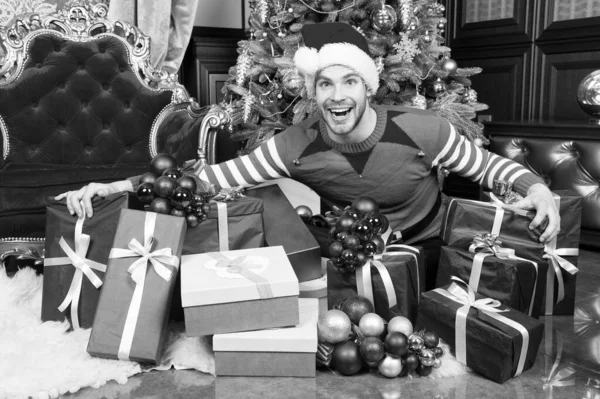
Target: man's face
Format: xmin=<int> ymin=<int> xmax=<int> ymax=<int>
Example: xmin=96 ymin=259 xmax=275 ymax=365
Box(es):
xmin=315 ymin=65 xmax=369 ymax=137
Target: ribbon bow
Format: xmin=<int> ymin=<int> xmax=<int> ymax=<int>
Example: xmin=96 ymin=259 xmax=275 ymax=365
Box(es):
xmin=543 ymin=237 xmax=579 ymax=308
xmin=207 ymin=253 xmax=273 ymax=298
xmin=43 ymin=213 xmax=107 ymax=330
xmin=211 ymin=187 xmax=244 ymax=202
xmin=469 ymin=233 xmax=503 ymax=254
xmin=446 ymin=276 xmax=505 ymax=314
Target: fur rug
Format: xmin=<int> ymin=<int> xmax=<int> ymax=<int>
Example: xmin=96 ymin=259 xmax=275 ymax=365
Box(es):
xmin=0 ymin=267 xmax=215 ymax=399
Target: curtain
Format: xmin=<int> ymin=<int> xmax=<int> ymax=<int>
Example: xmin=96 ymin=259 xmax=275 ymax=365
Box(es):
xmin=108 ymin=0 xmax=199 ymax=74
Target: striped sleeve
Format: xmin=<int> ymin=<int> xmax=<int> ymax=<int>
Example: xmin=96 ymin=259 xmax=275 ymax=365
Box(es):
xmin=431 ymin=122 xmax=544 ymax=195
xmin=198 ymin=136 xmax=290 ymax=190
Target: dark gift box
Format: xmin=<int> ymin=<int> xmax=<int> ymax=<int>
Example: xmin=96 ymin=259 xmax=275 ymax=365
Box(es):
xmin=246 ymin=183 xmax=321 ymax=282
xmin=417 ymin=279 xmax=544 ymax=384
xmin=42 ymin=193 xmax=142 ymax=329
xmin=436 ymin=243 xmax=541 ymax=317
xmin=182 ymin=194 xmax=265 ymax=255
xmin=87 ymin=209 xmax=186 ymax=364
xmin=327 ymin=245 xmax=424 ymax=323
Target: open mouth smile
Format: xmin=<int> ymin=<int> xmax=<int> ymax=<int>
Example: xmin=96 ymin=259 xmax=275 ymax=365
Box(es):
xmin=328 ymin=107 xmax=352 ymax=120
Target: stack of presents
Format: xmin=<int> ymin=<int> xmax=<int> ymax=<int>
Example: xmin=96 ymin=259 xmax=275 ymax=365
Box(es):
xmin=41 ymin=176 xmax=582 ymax=383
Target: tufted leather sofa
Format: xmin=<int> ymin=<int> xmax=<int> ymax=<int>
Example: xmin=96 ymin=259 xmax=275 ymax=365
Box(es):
xmin=0 ymin=5 xmax=202 ymax=260
xmin=486 ymin=120 xmax=600 ymax=250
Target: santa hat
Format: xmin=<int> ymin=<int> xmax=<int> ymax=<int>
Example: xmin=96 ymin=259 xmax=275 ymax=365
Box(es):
xmin=294 ymin=22 xmax=379 ymax=98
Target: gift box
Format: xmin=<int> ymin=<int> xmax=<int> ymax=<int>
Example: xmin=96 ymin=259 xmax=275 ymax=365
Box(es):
xmin=327 ymin=245 xmax=424 ymax=323
xmin=213 ymin=298 xmax=318 ymax=377
xmin=436 ymin=240 xmax=542 ymax=317
xmin=87 ymin=209 xmax=186 ymax=364
xmin=299 ymin=274 xmax=327 ymax=316
xmin=417 ymin=278 xmax=544 ymax=384
xmin=42 ymin=193 xmax=142 ymax=329
xmin=182 ymin=194 xmax=265 ymax=255
xmin=246 ymin=184 xmax=321 ymax=282
xmin=180 ymin=246 xmax=300 ymax=336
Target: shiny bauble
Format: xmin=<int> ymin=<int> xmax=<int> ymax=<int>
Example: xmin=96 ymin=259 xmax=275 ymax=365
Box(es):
xmin=433 ymin=346 xmax=445 ymax=358
xmin=341 ymin=295 xmax=375 ymax=326
xmin=358 ymin=313 xmax=385 ymax=337
xmin=184 ymin=205 xmax=193 ymax=214
xmin=193 ymin=206 xmax=204 ymax=218
xmin=377 ymin=355 xmax=403 ymax=378
xmin=317 ymin=310 xmax=352 ymax=344
xmin=336 ymin=231 xmax=350 ymax=242
xmin=191 ymin=193 xmax=205 ymax=207
xmin=351 ymin=196 xmax=379 ymax=214
xmin=336 ymin=215 xmax=356 ymax=232
xmin=359 ymin=337 xmax=385 ymax=363
xmin=440 ymin=58 xmax=457 ymax=74
xmin=422 ymin=31 xmax=432 ymax=44
xmin=352 ymin=220 xmax=373 ymax=241
xmin=387 ymin=316 xmax=413 ymax=337
xmin=343 ymin=235 xmax=361 ymax=251
xmin=138 ymin=172 xmax=157 ymax=185
xmin=136 ymin=182 xmax=155 ymax=203
xmin=423 ymin=331 xmax=440 ymax=349
xmin=363 ymin=241 xmax=377 ymax=256
xmin=185 ymin=214 xmax=200 ymax=228
xmin=463 ymin=88 xmax=478 ymax=103
xmin=399 ymin=362 xmax=409 ymax=377
xmin=341 ymin=249 xmax=357 ymax=265
xmin=332 ymin=341 xmax=363 ymax=376
xmin=384 ymin=331 xmax=409 ymax=357
xmin=419 ymin=349 xmax=436 ymax=367
xmin=369 ymin=236 xmax=386 ymax=255
xmin=433 ymin=358 xmax=442 ymax=368
xmin=343 ymin=208 xmax=363 ymax=221
xmin=171 ymin=187 xmax=192 ymax=210
xmin=408 ymin=334 xmax=424 ymax=352
xmin=365 ymin=212 xmax=386 ymax=234
xmin=149 ymin=197 xmax=172 ymax=214
xmin=370 ymin=4 xmax=397 ymax=33
xmin=410 ymin=93 xmax=427 ymax=110
xmin=150 ymin=153 xmax=177 ymax=176
xmin=201 ymin=204 xmax=211 ymax=214
xmin=432 ymin=77 xmax=446 ymax=95
xmin=295 ymin=205 xmax=313 ymax=222
xmin=329 ymin=241 xmax=344 ymax=258
xmin=153 ymin=176 xmax=177 ymax=198
xmin=163 ymin=168 xmax=182 ymax=180
xmin=577 ymin=69 xmax=600 ymax=118
xmin=282 ymin=68 xmax=304 ymax=97
xmin=200 ymin=213 xmax=208 ymax=221
xmin=404 ymin=353 xmax=419 ymax=371
xmin=330 ymin=256 xmax=345 ymax=269
xmin=177 ymin=175 xmax=197 ymax=193
xmin=416 ymin=364 xmax=433 ymax=377
xmin=355 ymin=251 xmax=369 ymax=267
xmin=170 ymin=208 xmax=186 ymax=217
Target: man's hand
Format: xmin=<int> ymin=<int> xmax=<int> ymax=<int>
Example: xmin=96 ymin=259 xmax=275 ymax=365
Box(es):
xmin=511 ymin=183 xmax=560 ymax=243
xmin=55 ymin=180 xmax=133 ymax=218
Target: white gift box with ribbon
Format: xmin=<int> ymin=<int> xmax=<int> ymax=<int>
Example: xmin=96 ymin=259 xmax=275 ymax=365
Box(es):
xmin=181 ymin=246 xmax=300 ymax=336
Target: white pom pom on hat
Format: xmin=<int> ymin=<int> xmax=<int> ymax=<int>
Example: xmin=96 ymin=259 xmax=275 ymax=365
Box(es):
xmin=293 ymin=22 xmax=380 ymax=98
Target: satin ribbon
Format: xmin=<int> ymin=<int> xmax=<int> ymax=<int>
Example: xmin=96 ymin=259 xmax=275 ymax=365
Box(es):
xmin=43 ymin=213 xmax=106 ymax=330
xmin=108 ymin=212 xmax=180 ymax=361
xmin=208 ymin=188 xmax=243 ymax=251
xmin=433 ymin=277 xmax=530 ymax=377
xmin=208 ymin=252 xmax=273 ymax=299
xmin=542 ymin=194 xmax=579 ymax=314
xmin=355 ymin=244 xmax=421 ymax=311
xmin=543 ymin=328 xmax=576 ymax=398
xmin=468 ymin=233 xmax=539 ymax=316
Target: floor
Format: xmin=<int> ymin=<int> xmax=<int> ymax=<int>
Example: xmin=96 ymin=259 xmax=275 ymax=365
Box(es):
xmin=68 ymin=249 xmax=600 ymax=399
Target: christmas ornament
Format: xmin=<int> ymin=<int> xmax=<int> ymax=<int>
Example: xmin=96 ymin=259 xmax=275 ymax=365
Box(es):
xmin=408 ymin=334 xmax=424 ymax=352
xmin=398 ymin=0 xmax=414 ymax=30
xmin=419 ymin=349 xmax=436 ymax=367
xmin=359 ymin=337 xmax=385 ymax=364
xmin=377 ymin=355 xmax=403 ymax=378
xmin=404 ymin=352 xmax=419 ymax=371
xmin=351 ymin=220 xmax=373 ymax=241
xmin=340 ymin=295 xmax=375 ymax=325
xmin=201 ymin=203 xmax=211 ymax=214
xmin=433 ymin=346 xmax=445 ymax=358
xmin=355 ymin=251 xmax=368 ymax=266
xmin=358 ymin=313 xmax=385 ymax=337
xmin=384 ymin=331 xmax=409 ymax=357
xmin=332 ymin=341 xmax=363 ymax=376
xmin=432 ymin=77 xmax=446 ymax=94
xmin=162 ymin=168 xmax=182 ymax=180
xmin=136 ymin=182 xmax=155 ymax=203
xmin=254 ymin=0 xmax=269 ymax=24
xmin=416 ymin=363 xmax=433 ymax=377
xmin=170 ymin=187 xmax=192 ymax=210
xmin=295 ymin=205 xmax=313 ymax=222
xmin=422 ymin=30 xmax=432 ymax=44
xmin=363 ymin=241 xmax=377 ymax=256
xmin=393 ymin=32 xmax=421 ymax=62
xmin=440 ymin=58 xmax=457 ymax=74
xmin=149 ymin=197 xmax=172 ymax=214
xmin=317 ymin=310 xmax=352 ymax=344
xmin=243 ymin=94 xmax=254 ymax=123
xmin=138 ymin=172 xmax=157 ymax=185
xmin=343 ymin=208 xmax=363 ymax=221
xmin=433 ymin=358 xmax=442 ymax=368
xmin=185 ymin=214 xmax=200 ymax=228
xmin=177 ymin=175 xmax=197 ymax=193
xmin=370 ymin=3 xmax=397 ymax=33
xmin=329 ymin=241 xmax=344 ymax=258
xmin=193 ymin=207 xmax=205 ymax=218
xmin=351 ymin=196 xmax=379 ymax=214
xmin=365 ymin=212 xmax=386 ymax=234
xmin=474 ymin=137 xmax=484 ymax=147
xmin=336 ymin=231 xmax=349 ymax=242
xmin=343 ymin=235 xmax=361 ymax=251
xmin=423 ymin=331 xmax=440 ymax=349
xmin=463 ymin=88 xmax=478 ymax=103
xmin=336 ymin=215 xmax=356 ymax=232
xmin=282 ymin=69 xmax=304 ymax=97
xmin=387 ymin=316 xmax=413 ymax=337
xmin=368 ymin=235 xmax=386 ymax=254
xmin=341 ymin=249 xmax=357 ymax=265
xmin=153 ymin=176 xmax=177 ymax=198
xmin=150 ymin=153 xmax=177 ymax=177
xmin=191 ymin=193 xmax=205 ymax=207
xmin=410 ymin=93 xmax=427 ymax=109
xmin=236 ymin=51 xmax=251 ymax=86
xmin=170 ymin=208 xmax=186 ymax=217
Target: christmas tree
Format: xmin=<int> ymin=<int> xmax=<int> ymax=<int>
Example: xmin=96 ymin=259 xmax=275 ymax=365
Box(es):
xmin=219 ymin=0 xmax=488 ymax=154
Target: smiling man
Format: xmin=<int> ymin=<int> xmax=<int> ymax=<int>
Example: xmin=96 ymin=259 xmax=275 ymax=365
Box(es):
xmin=58 ymin=22 xmax=560 ymax=289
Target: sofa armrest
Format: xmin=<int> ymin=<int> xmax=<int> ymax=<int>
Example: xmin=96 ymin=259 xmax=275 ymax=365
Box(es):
xmin=153 ymin=102 xmax=204 ymax=165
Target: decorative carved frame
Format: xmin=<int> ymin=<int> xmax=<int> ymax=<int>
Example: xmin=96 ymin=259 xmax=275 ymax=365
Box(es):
xmin=0 ymin=3 xmax=196 ymax=161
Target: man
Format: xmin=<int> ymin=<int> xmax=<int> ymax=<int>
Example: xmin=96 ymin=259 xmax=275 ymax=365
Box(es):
xmin=57 ymin=23 xmax=559 ymax=287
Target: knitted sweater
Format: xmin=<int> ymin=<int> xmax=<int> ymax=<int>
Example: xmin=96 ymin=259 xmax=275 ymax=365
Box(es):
xmin=130 ymin=105 xmax=544 ymax=243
